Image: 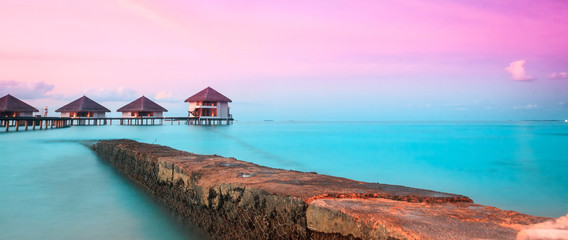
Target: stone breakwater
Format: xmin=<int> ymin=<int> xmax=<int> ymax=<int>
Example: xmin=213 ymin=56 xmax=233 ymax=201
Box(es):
xmin=91 ymin=139 xmax=549 ymax=240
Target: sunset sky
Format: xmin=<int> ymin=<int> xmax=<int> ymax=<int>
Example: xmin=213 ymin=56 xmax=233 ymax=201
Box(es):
xmin=1 ymin=0 xmax=567 ymax=120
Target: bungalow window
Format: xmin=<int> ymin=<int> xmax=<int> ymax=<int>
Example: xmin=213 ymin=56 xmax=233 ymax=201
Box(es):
xmin=77 ymin=112 xmax=93 ymax=117
xmin=133 ymin=112 xmax=154 ymax=117
xmin=198 ymin=108 xmax=217 ymax=117
xmin=1 ymin=111 xmax=19 ymax=117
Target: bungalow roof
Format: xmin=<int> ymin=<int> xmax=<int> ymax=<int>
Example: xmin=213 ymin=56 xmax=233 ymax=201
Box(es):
xmin=117 ymin=96 xmax=168 ymax=112
xmin=0 ymin=94 xmax=39 ymax=112
xmin=184 ymin=87 xmax=232 ymax=103
xmin=55 ymin=96 xmax=110 ymax=113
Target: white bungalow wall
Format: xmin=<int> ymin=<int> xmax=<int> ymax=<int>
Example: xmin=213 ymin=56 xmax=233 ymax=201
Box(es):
xmin=218 ymin=102 xmax=229 ymax=118
xmin=188 ymin=102 xmax=198 ymax=116
xmin=19 ymin=111 xmax=34 ymax=117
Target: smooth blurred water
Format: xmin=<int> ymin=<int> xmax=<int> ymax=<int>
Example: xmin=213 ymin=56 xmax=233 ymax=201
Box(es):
xmin=1 ymin=121 xmax=567 ymax=239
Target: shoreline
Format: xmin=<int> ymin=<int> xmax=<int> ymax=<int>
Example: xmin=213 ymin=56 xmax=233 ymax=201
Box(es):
xmin=91 ymin=139 xmax=549 ymax=239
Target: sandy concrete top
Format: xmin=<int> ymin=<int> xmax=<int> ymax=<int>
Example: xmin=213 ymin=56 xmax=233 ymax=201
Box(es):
xmin=107 ymin=139 xmax=471 ymax=203
xmin=309 ymin=198 xmax=549 ymax=240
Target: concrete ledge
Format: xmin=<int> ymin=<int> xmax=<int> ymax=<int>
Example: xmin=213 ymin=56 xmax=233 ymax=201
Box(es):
xmin=91 ymin=139 xmax=549 ymax=240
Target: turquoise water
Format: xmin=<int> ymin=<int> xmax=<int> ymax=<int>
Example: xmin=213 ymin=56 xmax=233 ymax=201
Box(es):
xmin=1 ymin=121 xmax=567 ymax=239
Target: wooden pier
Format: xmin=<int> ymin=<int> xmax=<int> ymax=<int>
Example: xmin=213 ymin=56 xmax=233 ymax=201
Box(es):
xmin=1 ymin=117 xmax=71 ymax=132
xmin=1 ymin=116 xmax=233 ymax=132
xmin=66 ymin=117 xmax=233 ymax=126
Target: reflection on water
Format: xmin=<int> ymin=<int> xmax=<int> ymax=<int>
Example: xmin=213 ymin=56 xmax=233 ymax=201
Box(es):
xmin=0 ymin=136 xmax=200 ymax=240
xmin=1 ymin=121 xmax=567 ymax=239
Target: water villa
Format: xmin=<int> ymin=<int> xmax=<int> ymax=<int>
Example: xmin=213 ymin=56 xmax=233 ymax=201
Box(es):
xmin=1 ymin=94 xmax=69 ymax=131
xmin=55 ymin=96 xmax=110 ymax=118
xmin=2 ymin=87 xmax=233 ymax=132
xmin=185 ymin=87 xmax=232 ymax=119
xmin=117 ymin=96 xmax=167 ymax=118
xmin=0 ymin=94 xmax=39 ymax=117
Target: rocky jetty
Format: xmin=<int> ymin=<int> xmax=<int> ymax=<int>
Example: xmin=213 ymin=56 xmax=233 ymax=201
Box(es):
xmin=91 ymin=139 xmax=549 ymax=240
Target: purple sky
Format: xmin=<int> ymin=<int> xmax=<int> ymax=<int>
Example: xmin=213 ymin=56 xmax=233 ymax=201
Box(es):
xmin=1 ymin=0 xmax=567 ymax=120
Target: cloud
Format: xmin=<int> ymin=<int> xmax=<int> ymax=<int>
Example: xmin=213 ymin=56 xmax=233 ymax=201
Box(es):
xmin=513 ymin=104 xmax=538 ymax=110
xmin=549 ymin=72 xmax=568 ymax=79
xmin=117 ymin=0 xmax=185 ymax=33
xmin=155 ymin=90 xmax=172 ymax=100
xmin=505 ymin=60 xmax=534 ymax=81
xmin=0 ymin=80 xmax=54 ymax=99
xmin=85 ymin=87 xmax=138 ymax=101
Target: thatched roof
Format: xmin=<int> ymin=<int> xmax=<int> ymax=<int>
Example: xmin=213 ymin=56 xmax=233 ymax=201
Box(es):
xmin=185 ymin=87 xmax=232 ymax=103
xmin=0 ymin=94 xmax=39 ymax=112
xmin=117 ymin=96 xmax=168 ymax=112
xmin=55 ymin=96 xmax=110 ymax=113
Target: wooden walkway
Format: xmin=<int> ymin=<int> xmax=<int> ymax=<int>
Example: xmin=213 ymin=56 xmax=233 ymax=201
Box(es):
xmin=1 ymin=117 xmax=233 ymax=132
xmin=1 ymin=117 xmax=71 ymax=132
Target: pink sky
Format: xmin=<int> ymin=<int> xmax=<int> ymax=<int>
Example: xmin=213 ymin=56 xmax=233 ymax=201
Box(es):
xmin=1 ymin=0 xmax=567 ymax=120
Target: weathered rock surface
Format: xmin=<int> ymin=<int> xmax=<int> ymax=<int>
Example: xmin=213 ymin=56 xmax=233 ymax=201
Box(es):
xmin=91 ymin=139 xmax=549 ymax=240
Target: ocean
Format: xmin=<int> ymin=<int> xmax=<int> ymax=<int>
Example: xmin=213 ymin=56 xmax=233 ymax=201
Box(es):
xmin=1 ymin=121 xmax=567 ymax=239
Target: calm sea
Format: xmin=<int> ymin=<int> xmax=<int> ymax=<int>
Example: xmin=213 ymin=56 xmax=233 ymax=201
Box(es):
xmin=1 ymin=121 xmax=567 ymax=239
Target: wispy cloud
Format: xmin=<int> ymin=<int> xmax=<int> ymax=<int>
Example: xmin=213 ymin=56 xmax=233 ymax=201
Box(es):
xmin=513 ymin=104 xmax=538 ymax=110
xmin=85 ymin=87 xmax=138 ymax=101
xmin=505 ymin=60 xmax=534 ymax=81
xmin=0 ymin=80 xmax=54 ymax=99
xmin=155 ymin=90 xmax=172 ymax=100
xmin=549 ymin=72 xmax=568 ymax=79
xmin=117 ymin=0 xmax=185 ymax=33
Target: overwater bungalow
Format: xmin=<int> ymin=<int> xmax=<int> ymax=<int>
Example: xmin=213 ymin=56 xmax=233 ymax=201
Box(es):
xmin=55 ymin=96 xmax=110 ymax=118
xmin=0 ymin=94 xmax=39 ymax=117
xmin=185 ymin=87 xmax=232 ymax=118
xmin=117 ymin=96 xmax=167 ymax=118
